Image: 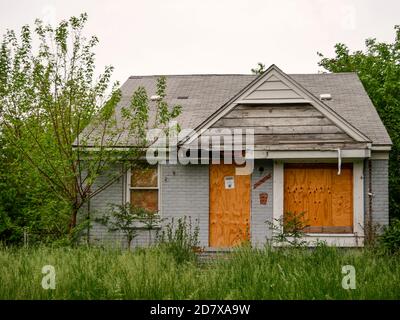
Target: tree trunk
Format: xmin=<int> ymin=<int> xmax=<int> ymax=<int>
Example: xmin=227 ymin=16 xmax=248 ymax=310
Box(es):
xmin=127 ymin=236 xmax=132 ymax=250
xmin=68 ymin=205 xmax=79 ymax=233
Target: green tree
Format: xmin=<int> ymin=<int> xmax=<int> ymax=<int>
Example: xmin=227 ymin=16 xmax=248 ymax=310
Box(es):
xmin=251 ymin=62 xmax=266 ymax=75
xmin=0 ymin=136 xmax=70 ymax=244
xmin=318 ymin=25 xmax=400 ymax=220
xmin=0 ymin=13 xmax=181 ymax=237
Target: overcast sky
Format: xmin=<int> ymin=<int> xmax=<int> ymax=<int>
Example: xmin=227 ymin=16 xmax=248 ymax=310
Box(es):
xmin=0 ymin=0 xmax=399 ymax=85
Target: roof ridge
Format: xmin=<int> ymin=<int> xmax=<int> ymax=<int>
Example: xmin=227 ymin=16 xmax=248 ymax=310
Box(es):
xmin=128 ymin=72 xmax=359 ymax=79
xmin=129 ymin=74 xmax=254 ymax=79
xmin=290 ymin=72 xmax=358 ymax=75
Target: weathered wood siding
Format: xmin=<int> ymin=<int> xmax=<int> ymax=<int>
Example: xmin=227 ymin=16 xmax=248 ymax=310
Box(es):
xmin=192 ymin=103 xmax=360 ymax=150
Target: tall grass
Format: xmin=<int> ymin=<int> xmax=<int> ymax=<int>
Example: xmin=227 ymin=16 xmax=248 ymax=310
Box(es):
xmin=0 ymin=245 xmax=399 ymax=299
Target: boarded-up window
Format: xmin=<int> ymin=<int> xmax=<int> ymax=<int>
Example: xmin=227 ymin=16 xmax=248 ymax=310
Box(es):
xmin=284 ymin=163 xmax=353 ymax=234
xmin=130 ymin=166 xmax=158 ymax=212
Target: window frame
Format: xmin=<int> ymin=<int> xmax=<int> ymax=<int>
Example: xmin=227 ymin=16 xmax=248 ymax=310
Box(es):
xmin=283 ymin=162 xmax=354 ymax=234
xmin=126 ymin=164 xmax=160 ymax=214
xmin=272 ymin=159 xmax=364 ymax=247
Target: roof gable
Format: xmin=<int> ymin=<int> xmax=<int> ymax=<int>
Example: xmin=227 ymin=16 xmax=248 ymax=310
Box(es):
xmin=181 ymin=65 xmax=371 ymax=147
xmin=239 ymin=74 xmax=308 ymax=103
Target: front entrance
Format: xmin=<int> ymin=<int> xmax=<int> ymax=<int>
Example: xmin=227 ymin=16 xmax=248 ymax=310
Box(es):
xmin=209 ymin=164 xmax=251 ymax=247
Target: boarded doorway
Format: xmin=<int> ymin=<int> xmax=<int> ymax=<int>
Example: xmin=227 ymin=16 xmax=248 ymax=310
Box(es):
xmin=209 ymin=164 xmax=251 ymax=247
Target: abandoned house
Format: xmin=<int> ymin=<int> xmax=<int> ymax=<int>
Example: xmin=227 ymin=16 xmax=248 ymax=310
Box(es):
xmin=81 ymin=65 xmax=391 ymax=248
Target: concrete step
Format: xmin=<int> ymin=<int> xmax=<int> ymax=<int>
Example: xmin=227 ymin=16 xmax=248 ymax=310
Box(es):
xmin=196 ymin=249 xmax=233 ymax=264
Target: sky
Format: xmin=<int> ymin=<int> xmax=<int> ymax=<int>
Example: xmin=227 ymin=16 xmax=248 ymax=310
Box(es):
xmin=0 ymin=0 xmax=399 ymax=85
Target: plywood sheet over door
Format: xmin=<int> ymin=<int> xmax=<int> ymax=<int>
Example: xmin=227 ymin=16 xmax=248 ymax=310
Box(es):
xmin=284 ymin=163 xmax=353 ymax=233
xmin=209 ymin=164 xmax=251 ymax=247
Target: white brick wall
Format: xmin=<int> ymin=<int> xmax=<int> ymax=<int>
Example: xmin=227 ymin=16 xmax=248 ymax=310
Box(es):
xmin=161 ymin=164 xmax=209 ymax=246
xmin=85 ymin=158 xmax=389 ymax=248
xmin=251 ymin=160 xmax=274 ymax=247
xmin=86 ymin=164 xmax=158 ymax=248
xmin=86 ymin=162 xmax=275 ymax=248
xmin=161 ymin=161 xmax=274 ymax=248
xmin=364 ymin=159 xmax=389 ymax=227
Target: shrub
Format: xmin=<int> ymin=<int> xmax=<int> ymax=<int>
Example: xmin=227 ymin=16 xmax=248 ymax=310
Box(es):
xmin=96 ymin=203 xmax=160 ymax=250
xmin=266 ymin=211 xmax=309 ymax=247
xmin=379 ymin=219 xmax=400 ymax=254
xmin=156 ymin=216 xmax=200 ymax=264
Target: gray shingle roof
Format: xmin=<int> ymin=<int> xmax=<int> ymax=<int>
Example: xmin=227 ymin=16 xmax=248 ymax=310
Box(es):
xmin=290 ymin=73 xmax=392 ymax=146
xmin=115 ymin=72 xmax=391 ymax=146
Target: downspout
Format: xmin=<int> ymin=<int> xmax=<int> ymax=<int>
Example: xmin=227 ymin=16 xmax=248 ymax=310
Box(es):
xmin=367 ymin=158 xmax=373 ymax=238
xmin=337 ymin=148 xmax=342 ymax=175
xmin=122 ymin=162 xmax=126 ymax=204
xmin=363 ymin=141 xmax=373 ymax=243
xmin=87 ymin=196 xmax=91 ymax=246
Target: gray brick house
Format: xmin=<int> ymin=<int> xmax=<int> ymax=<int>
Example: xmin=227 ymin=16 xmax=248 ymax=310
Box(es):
xmin=84 ymin=65 xmax=391 ymax=248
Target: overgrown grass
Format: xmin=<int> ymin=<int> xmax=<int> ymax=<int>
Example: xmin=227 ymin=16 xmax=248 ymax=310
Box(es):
xmin=0 ymin=245 xmax=399 ymax=299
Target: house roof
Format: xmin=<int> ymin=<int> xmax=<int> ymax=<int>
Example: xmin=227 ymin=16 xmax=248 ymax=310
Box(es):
xmin=117 ymin=72 xmax=391 ymax=147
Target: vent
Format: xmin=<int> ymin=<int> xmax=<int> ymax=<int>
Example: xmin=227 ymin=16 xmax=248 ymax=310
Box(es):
xmin=177 ymin=96 xmax=189 ymax=100
xmin=150 ymin=95 xmax=161 ymax=101
xmin=320 ymin=93 xmax=332 ymax=101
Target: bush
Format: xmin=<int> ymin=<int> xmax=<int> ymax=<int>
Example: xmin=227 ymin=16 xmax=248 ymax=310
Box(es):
xmin=379 ymin=219 xmax=400 ymax=254
xmin=156 ymin=216 xmax=200 ymax=264
xmin=265 ymin=211 xmax=309 ymax=247
xmin=96 ymin=203 xmax=160 ymax=250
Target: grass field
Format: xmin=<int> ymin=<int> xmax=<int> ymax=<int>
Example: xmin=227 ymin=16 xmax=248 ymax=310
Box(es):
xmin=0 ymin=245 xmax=399 ymax=299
